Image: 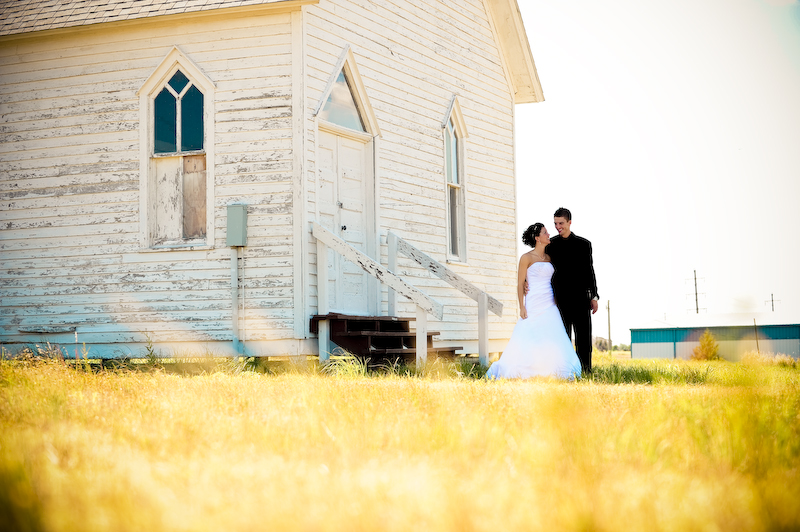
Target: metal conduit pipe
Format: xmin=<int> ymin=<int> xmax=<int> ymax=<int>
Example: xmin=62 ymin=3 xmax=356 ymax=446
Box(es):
xmin=227 ymin=205 xmax=248 ymax=357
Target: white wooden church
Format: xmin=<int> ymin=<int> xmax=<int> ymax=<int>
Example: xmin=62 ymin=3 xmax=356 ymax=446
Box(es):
xmin=0 ymin=0 xmax=544 ymax=362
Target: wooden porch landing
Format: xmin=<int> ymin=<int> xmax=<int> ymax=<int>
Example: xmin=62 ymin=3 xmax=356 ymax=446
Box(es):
xmin=310 ymin=314 xmax=461 ymax=361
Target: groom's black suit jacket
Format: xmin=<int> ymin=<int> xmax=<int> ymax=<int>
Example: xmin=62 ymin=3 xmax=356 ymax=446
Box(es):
xmin=546 ymin=233 xmax=598 ymax=307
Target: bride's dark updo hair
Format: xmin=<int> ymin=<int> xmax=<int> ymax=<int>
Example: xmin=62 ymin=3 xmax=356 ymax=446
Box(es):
xmin=522 ymin=223 xmax=544 ymax=248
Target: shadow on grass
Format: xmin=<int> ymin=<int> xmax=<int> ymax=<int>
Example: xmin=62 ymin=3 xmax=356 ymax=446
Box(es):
xmin=247 ymin=353 xmax=489 ymax=380
xmin=0 ymin=347 xmax=705 ymax=383
xmin=589 ymin=361 xmax=713 ymax=385
xmin=9 ymin=343 xmax=796 ymax=386
xmin=0 ymin=456 xmax=45 ymax=532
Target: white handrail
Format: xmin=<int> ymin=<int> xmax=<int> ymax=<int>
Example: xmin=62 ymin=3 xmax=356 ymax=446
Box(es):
xmin=387 ymin=231 xmax=503 ymax=366
xmin=312 ymin=222 xmax=443 ymax=367
xmin=313 ymin=223 xmax=443 ymax=319
xmin=388 ymin=232 xmax=503 ymax=316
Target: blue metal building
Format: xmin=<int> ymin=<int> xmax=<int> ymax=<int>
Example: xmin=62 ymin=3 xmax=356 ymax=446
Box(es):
xmin=631 ymin=323 xmax=800 ymax=360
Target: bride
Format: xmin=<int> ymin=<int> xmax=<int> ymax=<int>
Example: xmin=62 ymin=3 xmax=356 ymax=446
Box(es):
xmin=486 ymin=223 xmax=582 ymax=380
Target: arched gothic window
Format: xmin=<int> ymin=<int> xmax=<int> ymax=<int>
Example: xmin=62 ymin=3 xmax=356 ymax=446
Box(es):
xmin=138 ymin=48 xmax=214 ymax=248
xmin=443 ymin=96 xmax=468 ymax=262
xmin=154 ymin=70 xmax=204 ymax=154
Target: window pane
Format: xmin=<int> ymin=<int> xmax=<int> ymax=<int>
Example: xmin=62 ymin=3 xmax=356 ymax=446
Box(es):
xmin=154 ymin=88 xmax=177 ymax=153
xmin=181 ymin=85 xmax=204 ymax=152
xmin=169 ymin=70 xmax=190 ymax=93
xmin=444 ymin=127 xmax=452 ymax=182
xmin=320 ymin=71 xmax=365 ymax=132
xmin=183 ymin=155 xmax=206 ymax=239
xmin=445 ymin=125 xmax=459 ymax=184
xmin=449 ymin=185 xmax=459 ymax=256
xmin=447 ymin=120 xmax=458 ymax=184
xmin=153 ymin=156 xmax=182 ymax=243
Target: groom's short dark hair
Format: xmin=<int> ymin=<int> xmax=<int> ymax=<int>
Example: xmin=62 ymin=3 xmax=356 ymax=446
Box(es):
xmin=554 ymin=207 xmax=572 ymax=221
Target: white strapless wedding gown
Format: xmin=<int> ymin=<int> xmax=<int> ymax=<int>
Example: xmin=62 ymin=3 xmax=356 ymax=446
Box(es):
xmin=487 ymin=262 xmax=582 ymax=380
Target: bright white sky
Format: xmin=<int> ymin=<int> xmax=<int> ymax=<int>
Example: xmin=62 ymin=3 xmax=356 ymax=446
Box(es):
xmin=515 ymin=0 xmax=800 ymax=344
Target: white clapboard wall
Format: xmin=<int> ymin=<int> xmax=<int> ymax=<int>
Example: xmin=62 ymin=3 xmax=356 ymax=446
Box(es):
xmin=1 ymin=0 xmax=525 ymax=356
xmin=0 ymin=10 xmax=299 ymax=355
xmin=304 ymin=0 xmax=519 ymax=348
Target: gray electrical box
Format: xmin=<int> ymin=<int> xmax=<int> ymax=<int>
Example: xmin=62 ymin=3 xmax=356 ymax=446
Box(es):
xmin=226 ymin=204 xmax=248 ymax=247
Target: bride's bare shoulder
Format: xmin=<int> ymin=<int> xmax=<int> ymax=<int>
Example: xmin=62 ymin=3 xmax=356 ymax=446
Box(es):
xmin=519 ymin=251 xmax=535 ymax=267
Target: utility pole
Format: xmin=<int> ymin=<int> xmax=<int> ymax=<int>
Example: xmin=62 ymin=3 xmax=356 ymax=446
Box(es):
xmin=686 ymin=270 xmax=706 ymax=314
xmin=607 ymin=300 xmax=611 ymax=355
xmin=754 ymin=319 xmax=760 ymax=354
xmin=765 ymin=294 xmax=781 ymax=312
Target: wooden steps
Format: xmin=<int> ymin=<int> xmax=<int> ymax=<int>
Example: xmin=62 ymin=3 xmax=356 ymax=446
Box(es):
xmin=310 ymin=313 xmax=461 ymax=361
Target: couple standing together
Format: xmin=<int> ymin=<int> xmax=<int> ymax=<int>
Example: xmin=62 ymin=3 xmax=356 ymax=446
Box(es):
xmin=487 ymin=207 xmax=599 ymax=380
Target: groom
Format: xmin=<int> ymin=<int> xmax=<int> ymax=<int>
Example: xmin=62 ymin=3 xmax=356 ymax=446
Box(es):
xmin=545 ymin=207 xmax=599 ymax=374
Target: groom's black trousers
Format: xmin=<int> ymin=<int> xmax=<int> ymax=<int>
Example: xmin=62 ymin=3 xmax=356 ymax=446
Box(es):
xmin=558 ymin=299 xmax=593 ymax=374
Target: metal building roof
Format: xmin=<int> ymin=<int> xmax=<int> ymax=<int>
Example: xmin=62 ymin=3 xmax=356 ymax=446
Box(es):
xmin=632 ymin=311 xmax=799 ymax=331
xmin=632 ymin=324 xmax=800 ymax=344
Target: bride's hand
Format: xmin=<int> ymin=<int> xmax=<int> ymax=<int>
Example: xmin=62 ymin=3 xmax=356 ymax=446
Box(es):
xmin=520 ymin=308 xmax=527 ymax=319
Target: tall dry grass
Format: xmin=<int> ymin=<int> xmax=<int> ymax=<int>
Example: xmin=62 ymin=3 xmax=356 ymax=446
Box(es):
xmin=742 ymin=350 xmax=798 ymax=368
xmin=1 ymin=355 xmax=798 ymax=531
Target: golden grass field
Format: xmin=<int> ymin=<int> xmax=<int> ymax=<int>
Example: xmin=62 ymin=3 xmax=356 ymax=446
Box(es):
xmin=1 ymin=352 xmax=798 ymax=532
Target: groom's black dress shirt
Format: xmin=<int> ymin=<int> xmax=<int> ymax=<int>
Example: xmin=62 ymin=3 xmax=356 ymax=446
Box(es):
xmin=546 ymin=232 xmax=598 ymax=305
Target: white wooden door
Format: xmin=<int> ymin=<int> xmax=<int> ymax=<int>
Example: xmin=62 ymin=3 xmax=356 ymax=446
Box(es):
xmin=318 ymin=129 xmax=373 ymax=315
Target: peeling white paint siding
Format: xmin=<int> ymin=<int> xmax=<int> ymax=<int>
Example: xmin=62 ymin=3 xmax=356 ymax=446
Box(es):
xmin=1 ymin=0 xmax=525 ymax=356
xmin=0 ymin=11 xmax=298 ymax=355
xmin=305 ymin=0 xmax=518 ymax=347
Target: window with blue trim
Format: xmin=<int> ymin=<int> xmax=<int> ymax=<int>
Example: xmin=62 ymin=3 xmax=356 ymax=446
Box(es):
xmin=151 ymin=70 xmax=206 ymax=244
